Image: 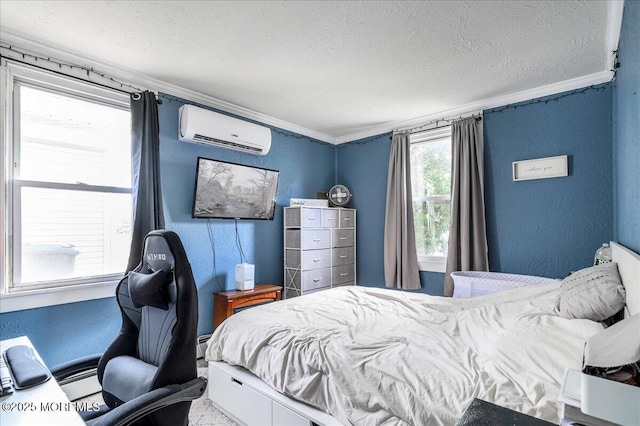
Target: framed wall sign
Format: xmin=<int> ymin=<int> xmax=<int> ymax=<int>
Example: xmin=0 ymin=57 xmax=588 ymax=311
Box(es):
xmin=512 ymin=155 xmax=568 ymax=181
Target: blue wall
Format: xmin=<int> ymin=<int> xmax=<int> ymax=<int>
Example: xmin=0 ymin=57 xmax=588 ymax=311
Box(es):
xmin=337 ymin=84 xmax=614 ymax=295
xmin=484 ymin=87 xmax=613 ymax=278
xmin=157 ymin=95 xmax=335 ymax=337
xmin=336 ymin=135 xmax=389 ymax=290
xmin=613 ymin=0 xmax=640 ymax=253
xmin=0 ymin=298 xmax=120 ymax=367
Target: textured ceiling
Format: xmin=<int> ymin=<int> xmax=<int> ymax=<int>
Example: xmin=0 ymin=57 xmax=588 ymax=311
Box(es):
xmin=0 ymin=1 xmax=613 ymax=142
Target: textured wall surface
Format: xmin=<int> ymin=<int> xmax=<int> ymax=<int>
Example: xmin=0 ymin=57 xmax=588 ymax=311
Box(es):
xmin=613 ymin=0 xmax=640 ymax=253
xmin=336 ymin=135 xmax=390 ymax=289
xmin=0 ymin=298 xmax=120 ymax=367
xmin=484 ymin=87 xmax=613 ymax=278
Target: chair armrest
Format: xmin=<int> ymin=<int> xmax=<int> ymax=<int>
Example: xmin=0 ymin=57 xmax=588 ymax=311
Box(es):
xmin=50 ymin=354 xmax=102 ymax=382
xmin=86 ymin=376 xmax=207 ymax=426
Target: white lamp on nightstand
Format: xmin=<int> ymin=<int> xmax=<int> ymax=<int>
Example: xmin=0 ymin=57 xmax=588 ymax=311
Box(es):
xmin=581 ymin=314 xmax=640 ymax=426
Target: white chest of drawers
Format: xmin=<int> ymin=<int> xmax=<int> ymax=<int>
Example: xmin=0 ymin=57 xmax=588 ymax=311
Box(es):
xmin=284 ymin=206 xmax=356 ymax=298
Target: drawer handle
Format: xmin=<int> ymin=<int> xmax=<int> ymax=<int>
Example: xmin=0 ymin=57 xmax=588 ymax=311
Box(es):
xmin=231 ymin=378 xmax=243 ymax=386
xmin=313 ymin=278 xmax=322 ymax=282
xmin=340 ymin=237 xmax=347 ymax=240
xmin=344 ymin=218 xmax=352 ymax=221
xmin=308 ymin=217 xmax=316 ymax=220
xmin=313 ymin=238 xmax=321 ymax=242
xmin=340 ymin=273 xmax=348 ymax=276
xmin=313 ymin=258 xmax=321 ymax=262
xmin=340 ymin=255 xmax=348 ymax=258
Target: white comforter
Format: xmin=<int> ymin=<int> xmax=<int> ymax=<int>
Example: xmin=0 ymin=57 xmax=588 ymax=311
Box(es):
xmin=206 ymin=284 xmax=603 ymax=425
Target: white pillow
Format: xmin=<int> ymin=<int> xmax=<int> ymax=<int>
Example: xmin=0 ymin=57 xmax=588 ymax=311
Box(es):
xmin=558 ymin=262 xmax=626 ymax=321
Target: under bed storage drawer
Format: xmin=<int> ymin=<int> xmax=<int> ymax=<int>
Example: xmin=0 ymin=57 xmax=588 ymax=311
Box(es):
xmin=209 ymin=364 xmax=272 ymax=425
xmin=273 ymin=402 xmax=313 ymax=426
xmin=210 ymin=362 xmax=340 ymax=426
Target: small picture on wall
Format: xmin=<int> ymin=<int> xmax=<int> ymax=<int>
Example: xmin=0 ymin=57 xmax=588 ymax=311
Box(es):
xmin=512 ymin=155 xmax=568 ymax=181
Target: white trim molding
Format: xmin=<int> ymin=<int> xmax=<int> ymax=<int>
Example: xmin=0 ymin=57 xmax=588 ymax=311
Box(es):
xmin=0 ymin=279 xmax=119 ymax=313
xmin=606 ymin=0 xmax=625 ymax=71
xmin=337 ymin=70 xmax=613 ymax=144
xmin=0 ymin=58 xmax=128 ymax=312
xmin=418 ymin=256 xmax=447 ymax=274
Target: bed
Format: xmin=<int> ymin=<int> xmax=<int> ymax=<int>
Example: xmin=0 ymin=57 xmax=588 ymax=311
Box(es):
xmin=205 ymin=242 xmax=640 ymax=426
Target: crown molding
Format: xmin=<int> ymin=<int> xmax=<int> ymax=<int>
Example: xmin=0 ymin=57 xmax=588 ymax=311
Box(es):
xmin=606 ymin=0 xmax=624 ymax=69
xmin=335 ymin=69 xmax=614 ymax=144
xmin=0 ymin=31 xmax=337 ymax=144
xmin=160 ymin=83 xmax=336 ymax=144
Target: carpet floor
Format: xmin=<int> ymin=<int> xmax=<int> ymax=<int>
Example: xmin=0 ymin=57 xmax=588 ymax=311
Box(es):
xmin=78 ymin=359 xmax=239 ymax=426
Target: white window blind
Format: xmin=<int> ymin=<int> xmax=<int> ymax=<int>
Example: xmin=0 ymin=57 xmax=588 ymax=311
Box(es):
xmin=4 ymin=63 xmax=132 ymax=294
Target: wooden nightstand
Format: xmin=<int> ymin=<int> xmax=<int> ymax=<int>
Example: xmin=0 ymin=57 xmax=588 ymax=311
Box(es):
xmin=213 ymin=284 xmax=282 ymax=329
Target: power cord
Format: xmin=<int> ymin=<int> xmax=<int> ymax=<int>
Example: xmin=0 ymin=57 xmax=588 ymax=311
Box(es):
xmin=234 ymin=219 xmax=248 ymax=264
xmin=207 ymin=219 xmax=223 ymax=291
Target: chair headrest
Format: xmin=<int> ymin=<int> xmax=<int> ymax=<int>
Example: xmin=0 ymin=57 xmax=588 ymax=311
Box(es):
xmin=140 ymin=233 xmax=175 ymax=275
xmin=131 ymin=231 xmax=184 ymax=306
xmin=128 ymin=269 xmax=171 ymax=310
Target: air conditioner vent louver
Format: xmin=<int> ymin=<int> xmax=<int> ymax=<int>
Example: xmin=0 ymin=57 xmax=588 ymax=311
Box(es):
xmin=193 ymin=134 xmax=262 ymax=153
xmin=179 ymin=105 xmax=271 ymax=155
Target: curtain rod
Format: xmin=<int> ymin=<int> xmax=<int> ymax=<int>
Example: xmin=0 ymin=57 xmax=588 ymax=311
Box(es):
xmin=393 ymin=114 xmax=482 ymax=137
xmin=2 ymin=54 xmax=132 ymax=95
xmin=1 ymin=47 xmax=160 ymax=103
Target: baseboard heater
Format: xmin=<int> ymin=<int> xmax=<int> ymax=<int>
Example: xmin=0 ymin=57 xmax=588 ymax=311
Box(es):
xmin=196 ymin=334 xmax=212 ymax=360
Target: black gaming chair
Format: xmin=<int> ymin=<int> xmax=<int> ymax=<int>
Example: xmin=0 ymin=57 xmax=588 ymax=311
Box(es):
xmin=52 ymin=230 xmax=207 ymax=426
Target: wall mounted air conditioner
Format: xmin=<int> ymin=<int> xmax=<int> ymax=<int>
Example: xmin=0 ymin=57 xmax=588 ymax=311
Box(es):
xmin=178 ymin=105 xmax=271 ymax=155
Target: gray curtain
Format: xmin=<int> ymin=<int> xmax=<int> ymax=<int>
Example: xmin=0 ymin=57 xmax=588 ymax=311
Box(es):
xmin=384 ymin=133 xmax=421 ymax=290
xmin=126 ymin=91 xmax=165 ymax=272
xmin=444 ymin=117 xmax=489 ymax=296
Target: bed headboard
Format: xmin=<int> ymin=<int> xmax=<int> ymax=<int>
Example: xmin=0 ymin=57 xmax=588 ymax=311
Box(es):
xmin=611 ymin=241 xmax=640 ymax=318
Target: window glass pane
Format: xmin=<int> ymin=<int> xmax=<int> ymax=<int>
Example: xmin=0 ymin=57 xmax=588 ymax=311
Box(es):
xmin=411 ymin=136 xmax=451 ymax=257
xmin=18 ymin=85 xmax=131 ymax=187
xmin=411 ymin=137 xmax=451 ymax=198
xmin=17 ymin=187 xmax=132 ymax=284
xmin=413 ymin=199 xmax=450 ymax=257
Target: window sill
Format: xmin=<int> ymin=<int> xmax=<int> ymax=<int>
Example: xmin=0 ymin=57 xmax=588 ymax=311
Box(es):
xmin=418 ymin=256 xmax=447 ymax=273
xmin=0 ymin=278 xmax=121 ymax=313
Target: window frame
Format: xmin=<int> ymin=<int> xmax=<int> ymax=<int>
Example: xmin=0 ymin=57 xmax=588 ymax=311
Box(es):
xmin=1 ymin=59 xmax=132 ymax=312
xmin=410 ymin=126 xmax=452 ymax=273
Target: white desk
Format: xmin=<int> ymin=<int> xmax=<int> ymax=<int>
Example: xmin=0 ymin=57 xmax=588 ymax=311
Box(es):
xmin=0 ymin=336 xmax=85 ymax=425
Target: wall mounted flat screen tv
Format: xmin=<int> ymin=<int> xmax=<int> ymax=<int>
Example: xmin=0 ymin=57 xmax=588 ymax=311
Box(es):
xmin=192 ymin=157 xmax=279 ymax=220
